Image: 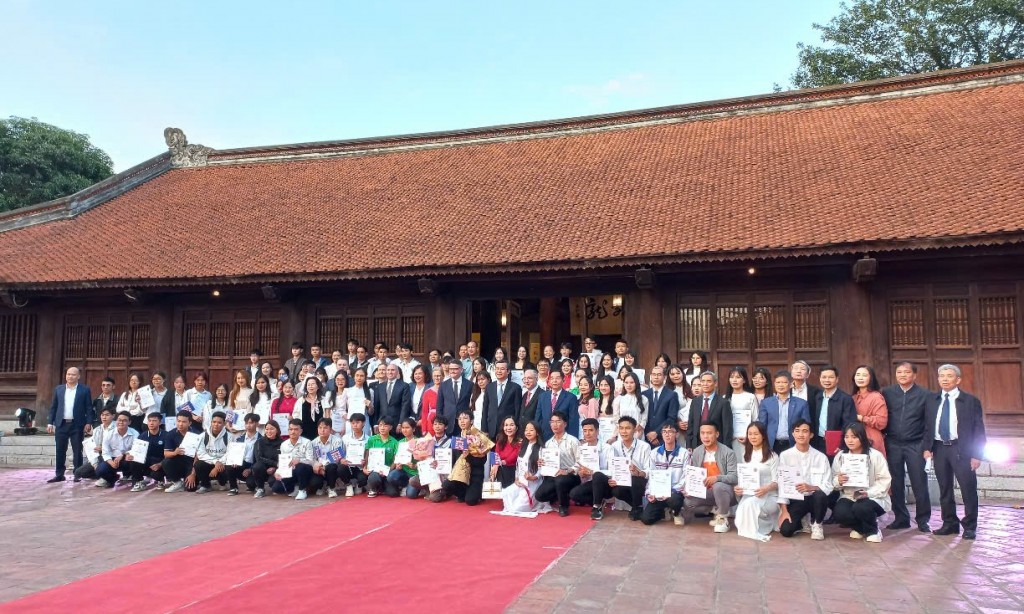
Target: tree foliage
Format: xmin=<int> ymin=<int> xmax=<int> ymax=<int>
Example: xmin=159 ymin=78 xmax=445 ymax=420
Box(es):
xmin=792 ymin=0 xmax=1024 ymax=88
xmin=0 ymin=116 xmax=114 ymax=213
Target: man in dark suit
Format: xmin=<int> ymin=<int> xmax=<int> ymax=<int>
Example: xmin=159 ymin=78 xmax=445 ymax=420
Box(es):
xmin=518 ymin=369 xmax=541 ymax=430
xmin=882 ymin=361 xmax=933 ymax=532
xmin=283 ymin=342 xmax=306 ymax=379
xmin=757 ymin=370 xmax=811 ymax=454
xmin=437 ymin=360 xmax=471 ymax=435
xmin=810 ymin=366 xmax=857 ymax=455
xmin=245 ymin=349 xmax=262 ymax=386
xmin=372 ymin=364 xmax=412 ymax=427
xmin=923 ymin=364 xmax=986 ymax=540
xmin=536 ymin=372 xmax=579 ymax=439
xmin=684 ymin=372 xmax=732 ymax=450
xmin=482 ymin=359 xmax=522 ymax=440
xmin=46 ymin=366 xmax=94 ymax=482
xmin=92 ymin=377 xmax=118 ymax=427
xmin=642 ymin=366 xmax=680 ymax=445
xmin=791 ymin=359 xmax=822 ymax=430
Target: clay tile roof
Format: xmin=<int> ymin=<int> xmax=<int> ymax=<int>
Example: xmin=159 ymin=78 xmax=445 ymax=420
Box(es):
xmin=1 ymin=61 xmax=1024 ymax=289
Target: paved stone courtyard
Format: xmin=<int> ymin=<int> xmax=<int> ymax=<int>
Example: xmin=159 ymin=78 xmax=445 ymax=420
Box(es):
xmin=1 ymin=466 xmax=1023 ymax=613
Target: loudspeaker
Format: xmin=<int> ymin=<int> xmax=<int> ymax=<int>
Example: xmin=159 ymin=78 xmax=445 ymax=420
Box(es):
xmin=418 ymin=278 xmax=437 ymax=295
xmin=634 ymin=268 xmax=656 ymax=290
xmin=852 ymin=257 xmax=878 ymax=283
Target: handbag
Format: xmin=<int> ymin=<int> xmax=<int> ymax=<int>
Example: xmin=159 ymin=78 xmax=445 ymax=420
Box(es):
xmin=482 ymin=481 xmax=502 ymax=499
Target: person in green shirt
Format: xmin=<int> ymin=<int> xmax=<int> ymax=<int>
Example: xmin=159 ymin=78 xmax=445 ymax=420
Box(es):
xmin=387 ymin=418 xmax=422 ymax=498
xmin=365 ymin=417 xmax=399 ymax=498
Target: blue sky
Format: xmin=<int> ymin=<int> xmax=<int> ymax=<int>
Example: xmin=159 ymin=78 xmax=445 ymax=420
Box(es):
xmin=3 ymin=1 xmax=844 ymax=171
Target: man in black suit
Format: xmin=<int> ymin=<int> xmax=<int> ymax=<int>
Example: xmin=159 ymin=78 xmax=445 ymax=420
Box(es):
xmin=923 ymin=363 xmax=986 ymax=540
xmin=684 ymin=372 xmax=731 ymax=450
xmin=482 ymin=359 xmax=522 ymax=440
xmin=372 ymin=364 xmax=412 ymax=427
xmin=437 ymin=360 xmax=471 ymax=435
xmin=518 ymin=369 xmax=541 ymax=430
xmin=791 ymin=359 xmax=821 ymax=428
xmin=46 ymin=367 xmax=94 ymax=482
xmin=643 ymin=366 xmax=680 ymax=446
xmin=810 ymin=365 xmax=857 ymax=456
xmin=245 ymin=349 xmax=262 ymax=386
xmin=882 ymin=361 xmax=932 ymax=532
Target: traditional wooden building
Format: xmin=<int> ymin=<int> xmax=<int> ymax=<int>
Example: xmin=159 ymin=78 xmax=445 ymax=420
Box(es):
xmin=1 ymin=61 xmax=1023 ymax=437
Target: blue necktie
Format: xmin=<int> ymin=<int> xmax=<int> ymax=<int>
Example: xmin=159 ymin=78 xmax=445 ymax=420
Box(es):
xmin=939 ymin=393 xmax=951 ymax=441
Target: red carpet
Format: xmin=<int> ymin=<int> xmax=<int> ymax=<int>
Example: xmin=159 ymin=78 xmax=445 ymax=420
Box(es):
xmin=3 ymin=498 xmax=591 ymax=613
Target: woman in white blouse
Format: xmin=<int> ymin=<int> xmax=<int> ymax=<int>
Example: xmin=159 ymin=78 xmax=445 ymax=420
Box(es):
xmin=733 ymin=422 xmax=780 ymax=542
xmin=248 ymin=375 xmax=274 ymax=427
xmin=470 ymin=371 xmax=491 ymax=431
xmin=342 ymin=368 xmax=374 ymax=424
xmin=116 ymin=372 xmax=145 ymax=432
xmin=831 ymin=422 xmax=892 ymax=543
xmin=724 ymin=366 xmax=759 ymax=458
xmin=228 ymin=370 xmax=253 ymax=434
xmin=612 ymin=373 xmax=648 ymax=431
xmin=409 ymin=365 xmax=430 ymax=422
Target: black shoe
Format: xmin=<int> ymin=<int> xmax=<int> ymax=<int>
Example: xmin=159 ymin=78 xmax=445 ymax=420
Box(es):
xmin=962 ymin=530 xmax=976 ymax=540
xmin=46 ymin=475 xmax=65 ymax=483
xmin=591 ymin=507 xmax=603 ymax=520
xmin=934 ymin=525 xmax=960 ymax=536
xmin=73 ymin=477 xmax=82 ymax=483
xmin=917 ymin=523 xmax=932 ymax=534
xmin=628 ymin=509 xmax=642 ymax=521
xmin=558 ymin=506 xmax=569 ymax=517
xmin=886 ymin=521 xmax=911 ymax=530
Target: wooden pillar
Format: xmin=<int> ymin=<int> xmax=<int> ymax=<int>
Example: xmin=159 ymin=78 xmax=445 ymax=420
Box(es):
xmin=152 ymin=302 xmax=175 ymax=377
xmin=279 ymin=301 xmax=306 ymax=365
xmin=540 ymin=297 xmax=558 ymax=348
xmin=830 ymin=279 xmax=873 ymax=383
xmin=34 ymin=306 xmax=60 ymax=416
xmin=624 ymin=288 xmax=663 ymax=367
xmin=428 ymin=294 xmax=456 ymax=353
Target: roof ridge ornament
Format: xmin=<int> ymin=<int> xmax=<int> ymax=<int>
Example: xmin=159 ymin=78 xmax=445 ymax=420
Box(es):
xmin=164 ymin=127 xmax=213 ymax=168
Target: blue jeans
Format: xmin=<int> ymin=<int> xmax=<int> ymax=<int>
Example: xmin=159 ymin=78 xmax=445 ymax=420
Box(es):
xmin=386 ymin=469 xmax=420 ymax=498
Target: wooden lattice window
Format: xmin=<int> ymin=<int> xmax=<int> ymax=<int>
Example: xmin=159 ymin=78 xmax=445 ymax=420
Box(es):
xmin=934 ymin=298 xmax=970 ymax=347
xmin=794 ymin=304 xmax=827 ymax=350
xmin=980 ymin=297 xmax=1018 ymax=346
xmin=678 ymin=307 xmax=710 ymax=353
xmin=87 ymin=325 xmax=106 ymax=358
xmin=318 ymin=317 xmax=344 ymax=353
xmin=347 ymin=317 xmax=369 ymax=347
xmin=402 ymin=315 xmax=426 ymax=353
xmin=889 ymin=300 xmax=926 ymax=347
xmin=754 ymin=305 xmax=786 ymax=350
xmin=716 ymin=306 xmax=749 ymax=350
xmin=0 ymin=313 xmax=37 ymax=373
xmin=184 ymin=322 xmax=208 ymax=358
xmin=373 ymin=316 xmax=397 ymax=348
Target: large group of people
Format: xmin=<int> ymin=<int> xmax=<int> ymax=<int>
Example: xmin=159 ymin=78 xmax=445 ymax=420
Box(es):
xmin=45 ymin=337 xmax=987 ymax=542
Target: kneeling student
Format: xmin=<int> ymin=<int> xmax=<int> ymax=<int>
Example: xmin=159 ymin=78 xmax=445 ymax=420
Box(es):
xmin=777 ymin=419 xmax=833 ymax=540
xmin=271 ymin=420 xmax=310 ymax=496
xmin=365 ymin=417 xmax=400 ymax=498
xmin=251 ymin=419 xmax=283 ymax=498
xmin=192 ymin=412 xmax=230 ymax=493
xmin=75 ymin=407 xmax=115 ymax=482
xmin=590 ymin=416 xmax=651 ymax=521
xmin=831 ymin=422 xmax=892 ymax=543
xmin=229 ymin=413 xmax=261 ymax=495
xmin=682 ymin=422 xmax=738 ymax=533
xmin=569 ymin=418 xmax=612 ymax=507
xmin=127 ymin=413 xmax=167 ymax=491
xmin=95 ymin=411 xmax=138 ymax=488
xmin=163 ymin=411 xmax=198 ymax=493
xmin=641 ymin=421 xmax=689 ymax=525
xmin=341 ymin=413 xmax=370 ymax=496
xmin=297 ymin=417 xmax=346 ymax=499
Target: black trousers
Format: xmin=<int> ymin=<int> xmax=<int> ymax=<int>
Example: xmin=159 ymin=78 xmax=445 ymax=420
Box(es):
xmin=228 ymin=462 xmax=254 ymax=490
xmin=535 ymin=474 xmax=581 ymax=508
xmin=162 ymin=455 xmax=194 ymax=482
xmin=194 ymin=460 xmax=228 ymax=488
xmin=129 ymin=414 xmax=145 ymax=434
xmin=74 ymin=463 xmax=98 ymax=480
xmin=444 ymin=462 xmax=486 ymax=506
xmin=296 ymin=463 xmax=348 ymax=491
xmin=54 ymin=420 xmax=84 ymax=475
xmin=933 ymin=441 xmax=979 ymax=532
xmin=779 ymin=490 xmax=829 ymax=537
xmin=833 ymin=497 xmax=885 ymax=536
xmin=886 ymin=438 xmax=931 ymax=526
xmin=250 ymin=461 xmax=277 ymax=489
xmin=497 ymin=465 xmax=516 ymax=488
xmin=569 ymin=479 xmax=595 ymax=506
xmin=641 ymin=493 xmax=685 ymax=525
xmin=129 ymin=460 xmax=164 ymax=483
xmin=591 ymin=472 xmax=647 ymax=510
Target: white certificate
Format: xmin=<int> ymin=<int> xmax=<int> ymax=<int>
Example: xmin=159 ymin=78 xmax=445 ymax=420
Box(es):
xmin=163 ymin=417 xmax=176 ymax=432
xmin=137 ymin=386 xmax=155 ymax=409
xmin=276 ymin=452 xmax=293 ymax=479
xmin=737 ymin=463 xmax=761 ymax=494
xmin=610 ymin=456 xmax=631 ymax=484
xmin=395 ymin=441 xmax=412 ymax=466
xmin=128 ymin=439 xmax=149 ymax=462
xmin=632 ymin=368 xmax=646 ymax=386
xmin=417 ymin=459 xmax=439 ymax=486
xmin=684 ymin=466 xmax=708 ymax=498
xmin=180 ymin=431 xmax=203 ymax=458
xmin=649 ymin=469 xmax=671 ymax=498
xmin=598 ymin=417 xmax=616 ymax=442
xmin=273 ymin=413 xmax=291 ymax=435
xmin=367 ymin=448 xmax=388 ymax=474
xmin=233 ymin=410 xmax=248 ymax=429
xmin=732 ymin=409 xmax=752 ymax=440
xmin=434 ymin=448 xmax=453 ymax=474
xmin=539 ymin=447 xmax=560 ymax=477
xmin=224 ymin=442 xmax=246 ymax=466
xmin=86 ymin=445 xmax=100 ymax=465
xmin=331 ymin=410 xmax=346 ymax=433
xmin=509 ymin=370 xmax=524 ymax=385
xmin=345 ymin=441 xmax=366 ymax=465
xmin=578 ymin=446 xmax=600 ymax=472
xmin=842 ymin=453 xmax=870 ymax=488
xmin=778 ymin=465 xmax=804 ymax=500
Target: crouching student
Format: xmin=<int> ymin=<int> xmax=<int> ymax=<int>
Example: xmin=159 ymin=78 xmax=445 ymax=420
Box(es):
xmin=501 ymin=421 xmax=549 ymax=513
xmin=250 ymin=419 xmax=282 ymax=498
xmin=127 ymin=413 xmax=167 ymax=491
xmin=569 ymin=418 xmax=612 ymax=507
xmin=641 ymin=421 xmax=689 ymax=525
xmin=445 ymin=410 xmax=495 ymax=506
xmin=271 ymin=420 xmax=310 ymax=497
xmin=228 ymin=413 xmax=261 ymax=496
xmin=163 ymin=411 xmax=198 ymax=493
xmin=365 ymin=417 xmax=399 ymax=498
xmin=95 ymin=411 xmax=138 ymax=488
xmin=192 ymin=412 xmax=230 ymax=493
xmin=296 ymin=418 xmax=346 ymax=499
xmin=831 ymin=422 xmax=892 ymax=543
xmin=777 ymin=419 xmax=833 ymax=540
xmin=590 ymin=416 xmax=652 ymax=521
xmin=75 ymin=407 xmax=115 ymax=482
xmin=387 ymin=418 xmax=423 ymax=498
xmin=682 ymin=422 xmax=738 ymax=533
xmin=426 ymin=415 xmax=453 ymax=503
xmin=733 ymin=422 xmax=779 ymax=542
xmin=534 ymin=410 xmax=581 ymax=517
xmin=341 ymin=413 xmax=370 ymax=496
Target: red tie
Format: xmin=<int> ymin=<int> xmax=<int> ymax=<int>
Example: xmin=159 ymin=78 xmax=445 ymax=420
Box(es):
xmin=524 ymin=390 xmax=531 ymax=406
xmin=701 ymin=396 xmax=710 ymax=423
xmin=551 ymin=392 xmax=558 ymax=409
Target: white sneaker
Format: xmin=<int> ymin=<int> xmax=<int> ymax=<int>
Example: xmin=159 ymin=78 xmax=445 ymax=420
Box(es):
xmin=866 ymin=532 xmax=883 ymax=543
xmin=672 ymin=512 xmax=684 ymax=526
xmin=367 ymin=490 xmax=378 ymax=498
xmin=94 ymin=478 xmax=109 ymax=488
xmin=345 ymin=485 xmax=355 ymax=497
xmin=165 ymin=480 xmax=183 ymax=493
xmin=850 ymin=530 xmax=864 ymax=539
xmin=130 ymin=482 xmax=144 ymax=492
xmin=296 ymin=490 xmax=308 ymax=501
xmin=328 ymin=488 xmax=338 ymax=498
xmin=811 ymin=523 xmax=825 ymax=540
xmin=196 ymin=486 xmax=209 ymax=494
xmin=713 ymin=515 xmax=729 ymax=533
xmin=254 ymin=488 xmax=265 ymax=499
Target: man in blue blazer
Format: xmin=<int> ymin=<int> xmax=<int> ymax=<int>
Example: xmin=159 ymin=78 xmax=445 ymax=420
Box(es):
xmin=46 ymin=367 xmax=94 ymax=482
xmin=757 ymin=370 xmax=811 ymax=455
xmin=535 ymin=372 xmax=579 ymax=439
xmin=642 ymin=366 xmax=680 ymax=445
xmin=437 ymin=361 xmax=471 ymax=436
xmin=372 ymin=364 xmax=413 ymax=428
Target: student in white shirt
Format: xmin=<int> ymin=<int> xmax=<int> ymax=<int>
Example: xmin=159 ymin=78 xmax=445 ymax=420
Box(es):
xmin=569 ymin=418 xmax=612 ymax=506
xmin=394 ymin=342 xmax=421 ymax=383
xmin=733 ymin=422 xmax=780 ymax=542
xmin=425 ymin=415 xmax=454 ymax=503
xmin=831 ymin=422 xmax=892 ymax=543
xmin=590 ymin=416 xmax=652 ymax=521
xmin=116 ymin=373 xmax=145 ymax=433
xmin=249 ymin=375 xmax=275 ymax=427
xmin=613 ymin=373 xmax=649 ymax=429
xmin=271 ymin=420 xmax=310 ymax=497
xmin=296 ymin=417 xmax=346 ymax=499
xmin=74 ymin=407 xmax=115 ymax=482
xmin=777 ymin=419 xmax=834 ymax=540
xmin=641 ymin=421 xmax=690 ymax=525
xmin=228 ymin=413 xmax=261 ymax=496
xmin=725 ymin=367 xmax=759 ymax=459
xmin=192 ymin=412 xmax=230 ymax=493
xmin=341 ymin=412 xmax=370 ymax=496
xmin=94 ymin=411 xmax=138 ymax=488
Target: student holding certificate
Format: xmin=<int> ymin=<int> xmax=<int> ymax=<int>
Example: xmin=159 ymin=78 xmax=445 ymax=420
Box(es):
xmin=425 ymin=415 xmax=454 ymax=503
xmin=94 ymin=411 xmax=139 ymax=488
xmin=162 ymin=411 xmax=198 ymax=493
xmin=341 ymin=413 xmax=371 ymax=496
xmin=297 ymin=418 xmax=346 ymax=499
xmin=386 ymin=418 xmax=422 ymax=499
xmin=732 ymin=422 xmax=780 ymax=542
xmin=589 ymin=416 xmax=652 ymax=521
xmin=250 ymin=419 xmax=283 ymax=499
xmin=568 ymin=418 xmax=611 ymax=507
xmin=271 ymin=420 xmax=311 ymax=497
xmin=365 ymin=417 xmax=400 ymax=498
xmin=831 ymin=423 xmax=892 ymax=543
xmin=682 ymin=422 xmax=738 ymax=533
xmin=724 ymin=367 xmax=759 ymax=459
xmin=534 ymin=411 xmax=582 ymax=517
xmin=74 ymin=407 xmax=115 ymax=482
xmin=777 ymin=420 xmax=834 ymax=540
xmin=127 ymin=413 xmax=167 ymax=491
xmin=500 ymin=421 xmax=549 ymax=513
xmin=444 ymin=410 xmax=495 ymax=506
xmin=192 ymin=412 xmax=231 ymax=493
xmin=640 ymin=421 xmax=689 ymax=525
